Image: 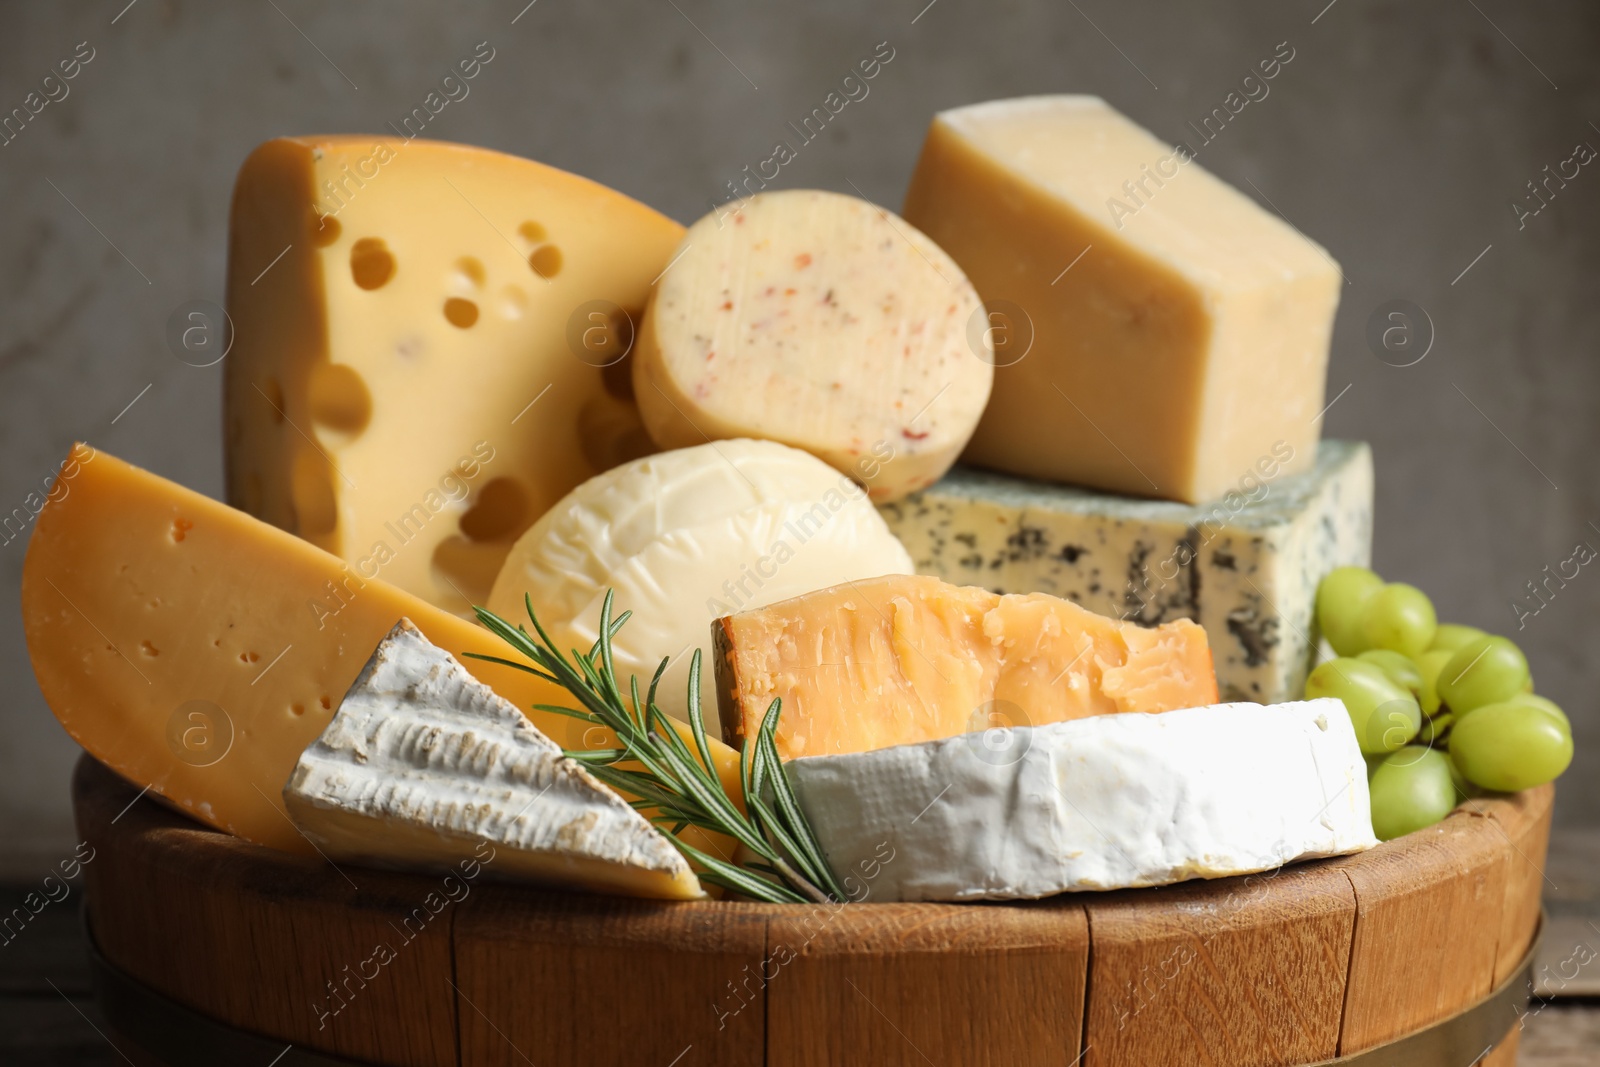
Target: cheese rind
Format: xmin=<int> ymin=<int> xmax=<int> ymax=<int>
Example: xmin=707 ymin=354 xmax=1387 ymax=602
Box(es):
xmin=225 ymin=136 xmax=682 ymax=616
xmin=879 ymin=440 xmax=1374 ymax=703
xmin=20 ymin=445 xmax=743 ymax=854
xmin=714 ymin=573 xmax=1218 ymax=759
xmin=788 ymin=698 xmax=1378 ymax=902
xmin=487 ymin=439 xmax=913 ymax=721
xmin=284 ymin=620 xmax=702 ymax=900
xmin=902 ymin=96 xmax=1342 ymax=504
xmin=632 ymin=189 xmax=992 ymax=502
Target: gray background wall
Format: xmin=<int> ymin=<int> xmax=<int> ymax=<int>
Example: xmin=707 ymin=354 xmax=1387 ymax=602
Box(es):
xmin=1 ymin=0 xmax=1596 ymax=874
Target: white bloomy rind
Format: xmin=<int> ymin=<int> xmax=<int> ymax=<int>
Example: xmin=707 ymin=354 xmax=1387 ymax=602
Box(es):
xmin=788 ymin=698 xmax=1377 ymax=903
xmin=283 ymin=619 xmax=703 ymax=900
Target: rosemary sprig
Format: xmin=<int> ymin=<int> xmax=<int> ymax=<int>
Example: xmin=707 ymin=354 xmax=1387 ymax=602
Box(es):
xmin=465 ymin=590 xmax=846 ymax=905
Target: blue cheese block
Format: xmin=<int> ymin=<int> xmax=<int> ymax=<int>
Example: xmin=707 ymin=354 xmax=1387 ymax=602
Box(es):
xmin=878 ymin=440 xmax=1373 ymax=703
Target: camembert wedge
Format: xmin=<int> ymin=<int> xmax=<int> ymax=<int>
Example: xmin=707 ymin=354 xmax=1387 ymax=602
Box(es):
xmin=285 ymin=620 xmax=702 ymax=900
xmin=714 ymin=573 xmax=1218 ymax=758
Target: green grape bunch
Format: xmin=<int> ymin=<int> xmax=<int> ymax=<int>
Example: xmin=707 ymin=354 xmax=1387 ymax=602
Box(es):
xmin=1309 ymin=566 xmax=1573 ymax=842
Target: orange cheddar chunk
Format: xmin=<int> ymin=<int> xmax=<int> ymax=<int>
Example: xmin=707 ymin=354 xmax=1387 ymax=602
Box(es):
xmin=22 ymin=445 xmax=743 ymax=855
xmin=713 ymin=574 xmax=1218 ymax=758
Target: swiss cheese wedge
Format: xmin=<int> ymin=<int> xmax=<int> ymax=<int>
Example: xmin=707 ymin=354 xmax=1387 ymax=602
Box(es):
xmin=225 ymin=136 xmax=681 ymax=615
xmin=21 ymin=445 xmax=741 ymax=856
xmin=714 ymin=574 xmax=1218 ymax=758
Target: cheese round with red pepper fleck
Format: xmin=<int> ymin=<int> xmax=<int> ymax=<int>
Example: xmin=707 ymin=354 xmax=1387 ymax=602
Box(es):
xmin=632 ymin=189 xmax=993 ymax=503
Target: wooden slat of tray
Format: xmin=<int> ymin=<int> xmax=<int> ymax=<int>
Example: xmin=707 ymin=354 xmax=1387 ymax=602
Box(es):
xmin=765 ymin=901 xmax=1089 ymax=1067
xmin=1332 ymin=804 xmax=1514 ymax=1055
xmin=1466 ymin=786 xmax=1557 ymax=986
xmin=1080 ymin=861 xmax=1355 ymax=1067
xmin=453 ymin=886 xmax=769 ymax=1067
xmin=72 ymin=757 xmax=459 ymax=1067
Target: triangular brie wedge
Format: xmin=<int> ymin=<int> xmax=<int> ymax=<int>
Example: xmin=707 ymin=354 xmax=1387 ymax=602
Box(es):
xmin=284 ymin=619 xmax=702 ymax=900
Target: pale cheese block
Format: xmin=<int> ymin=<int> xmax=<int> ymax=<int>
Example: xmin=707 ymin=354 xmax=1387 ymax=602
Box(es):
xmin=632 ymin=189 xmax=992 ymax=503
xmin=487 ymin=439 xmax=913 ymax=721
xmin=285 ymin=619 xmax=702 ymax=900
xmin=20 ymin=445 xmax=743 ymax=855
xmin=224 ymin=136 xmax=682 ymax=616
xmin=713 ymin=573 xmax=1218 ymax=759
xmin=879 ymin=440 xmax=1374 ymax=702
xmin=788 ymin=698 xmax=1378 ymax=902
xmin=902 ymin=96 xmax=1342 ymax=504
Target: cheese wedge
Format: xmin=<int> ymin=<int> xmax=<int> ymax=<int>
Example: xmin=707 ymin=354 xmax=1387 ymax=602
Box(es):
xmin=788 ymin=698 xmax=1378 ymax=902
xmin=713 ymin=573 xmax=1218 ymax=758
xmin=632 ymin=189 xmax=992 ymax=502
xmin=285 ymin=620 xmax=702 ymax=900
xmin=902 ymin=97 xmax=1342 ymax=504
xmin=487 ymin=439 xmax=913 ymax=720
xmin=21 ymin=445 xmax=742 ymax=855
xmin=224 ymin=136 xmax=681 ymax=616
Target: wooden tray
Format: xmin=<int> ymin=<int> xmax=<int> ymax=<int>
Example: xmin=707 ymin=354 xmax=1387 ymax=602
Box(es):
xmin=72 ymin=755 xmax=1551 ymax=1067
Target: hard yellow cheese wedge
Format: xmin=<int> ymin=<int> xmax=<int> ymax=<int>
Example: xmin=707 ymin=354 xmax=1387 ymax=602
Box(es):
xmin=714 ymin=574 xmax=1219 ymax=759
xmin=903 ymin=97 xmax=1342 ymax=504
xmin=225 ymin=136 xmax=681 ymax=615
xmin=22 ymin=445 xmax=742 ymax=857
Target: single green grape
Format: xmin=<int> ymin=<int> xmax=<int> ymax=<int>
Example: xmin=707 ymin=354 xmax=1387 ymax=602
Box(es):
xmin=1369 ymin=746 xmax=1458 ymax=840
xmin=1506 ymin=692 xmax=1571 ymax=737
xmin=1360 ymin=582 xmax=1437 ymax=658
xmin=1316 ymin=567 xmax=1384 ymax=657
xmin=1437 ymin=636 xmax=1530 ymax=714
xmin=1417 ymin=711 xmax=1454 ymax=748
xmin=1416 ymin=649 xmax=1453 ymax=716
xmin=1429 ymin=624 xmax=1486 ymax=653
xmin=1357 ymin=649 xmax=1423 ymax=696
xmin=1306 ymin=658 xmax=1423 ymax=755
xmin=1449 ymin=701 xmax=1573 ymax=792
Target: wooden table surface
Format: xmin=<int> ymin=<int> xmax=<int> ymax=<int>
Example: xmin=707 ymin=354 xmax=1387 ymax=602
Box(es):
xmin=5 ymin=828 xmax=1597 ymax=1067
